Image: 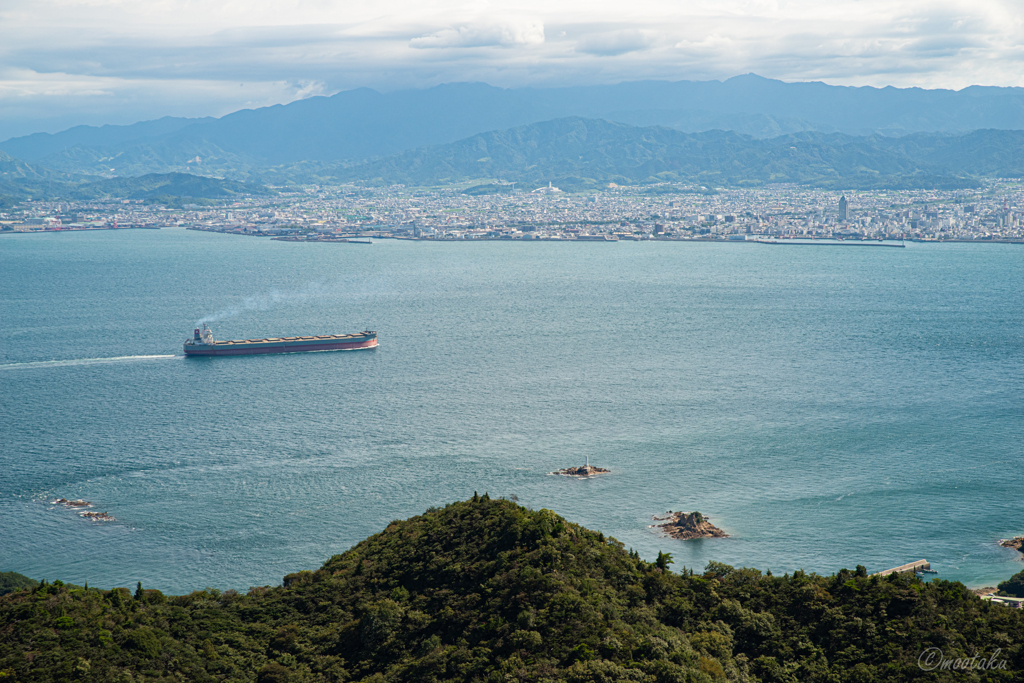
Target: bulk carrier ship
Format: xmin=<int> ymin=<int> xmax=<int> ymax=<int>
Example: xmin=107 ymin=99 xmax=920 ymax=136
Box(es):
xmin=183 ymin=324 xmax=377 ymax=356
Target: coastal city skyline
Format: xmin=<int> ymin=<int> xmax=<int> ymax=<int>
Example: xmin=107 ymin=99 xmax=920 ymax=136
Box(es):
xmin=5 ymin=182 xmax=1021 ymax=243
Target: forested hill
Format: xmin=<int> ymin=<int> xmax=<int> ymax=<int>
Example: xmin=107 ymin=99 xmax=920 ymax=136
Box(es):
xmin=0 ymin=150 xmax=75 ymax=181
xmin=2 ymin=496 xmax=1021 ymax=682
xmin=69 ymin=173 xmax=269 ymax=201
xmin=332 ymin=118 xmax=1024 ymax=190
xmin=6 ymin=118 xmax=1024 ymax=192
xmin=0 ymin=170 xmax=270 ymax=204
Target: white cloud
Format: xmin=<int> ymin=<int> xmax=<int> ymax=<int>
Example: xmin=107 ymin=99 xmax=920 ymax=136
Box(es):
xmin=674 ymin=35 xmax=735 ymax=57
xmin=576 ymin=30 xmax=657 ymax=56
xmin=293 ymin=80 xmax=328 ymax=99
xmin=410 ymin=21 xmax=545 ymax=49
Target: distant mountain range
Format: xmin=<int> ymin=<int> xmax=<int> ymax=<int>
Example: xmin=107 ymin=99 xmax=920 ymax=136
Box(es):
xmin=2 ymin=74 xmax=1024 ymax=200
xmin=320 ymin=118 xmax=1024 ymax=190
xmin=2 ymin=75 xmax=1024 ymax=181
xmin=3 ymin=120 xmax=1024 ymax=200
xmin=0 ymin=116 xmax=211 ymax=164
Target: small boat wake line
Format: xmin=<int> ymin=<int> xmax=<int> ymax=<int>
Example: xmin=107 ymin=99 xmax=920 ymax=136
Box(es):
xmin=0 ymin=355 xmax=178 ymax=370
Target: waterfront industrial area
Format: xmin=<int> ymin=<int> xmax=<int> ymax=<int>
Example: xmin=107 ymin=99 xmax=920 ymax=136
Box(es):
xmin=2 ymin=180 xmax=1022 ymax=242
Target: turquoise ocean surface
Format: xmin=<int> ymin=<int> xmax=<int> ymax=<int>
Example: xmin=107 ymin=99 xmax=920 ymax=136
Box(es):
xmin=1 ymin=229 xmax=1022 ymax=593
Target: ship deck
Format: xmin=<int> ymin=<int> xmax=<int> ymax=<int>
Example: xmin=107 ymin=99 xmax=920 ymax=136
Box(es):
xmin=212 ymin=332 xmax=372 ymax=346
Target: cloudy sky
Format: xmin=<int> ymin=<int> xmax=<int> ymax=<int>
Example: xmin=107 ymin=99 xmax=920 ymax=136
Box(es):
xmin=1 ymin=0 xmax=1021 ymax=139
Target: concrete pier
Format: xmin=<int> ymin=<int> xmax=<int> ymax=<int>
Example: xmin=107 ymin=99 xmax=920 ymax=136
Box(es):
xmin=872 ymin=559 xmax=930 ymax=577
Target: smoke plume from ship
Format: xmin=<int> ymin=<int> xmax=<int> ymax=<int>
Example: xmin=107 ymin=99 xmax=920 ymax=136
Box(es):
xmin=196 ymin=282 xmax=329 ymax=326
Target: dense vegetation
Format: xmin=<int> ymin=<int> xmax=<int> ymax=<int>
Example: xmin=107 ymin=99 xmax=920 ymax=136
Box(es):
xmin=2 ymin=496 xmax=1022 ymax=682
xmin=0 ymin=572 xmax=36 ymax=597
xmin=997 ymin=569 xmax=1024 ymax=597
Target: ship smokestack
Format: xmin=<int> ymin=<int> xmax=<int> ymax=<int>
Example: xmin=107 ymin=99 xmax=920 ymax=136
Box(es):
xmin=194 ymin=328 xmax=201 ymax=341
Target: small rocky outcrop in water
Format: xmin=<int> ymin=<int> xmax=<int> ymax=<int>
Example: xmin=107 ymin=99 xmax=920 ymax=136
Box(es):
xmin=50 ymin=498 xmax=115 ymax=521
xmin=1000 ymin=537 xmax=1024 ymax=553
xmin=52 ymin=498 xmax=92 ymax=508
xmin=553 ymin=464 xmax=610 ymax=477
xmin=78 ymin=511 xmax=115 ymax=522
xmin=652 ymin=511 xmax=728 ymax=540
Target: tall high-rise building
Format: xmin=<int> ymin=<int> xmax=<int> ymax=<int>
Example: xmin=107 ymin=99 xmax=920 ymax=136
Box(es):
xmin=838 ymin=196 xmax=849 ymax=221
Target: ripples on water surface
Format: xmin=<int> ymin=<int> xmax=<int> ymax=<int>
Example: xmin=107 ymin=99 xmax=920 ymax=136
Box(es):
xmin=1 ymin=229 xmax=1023 ymax=592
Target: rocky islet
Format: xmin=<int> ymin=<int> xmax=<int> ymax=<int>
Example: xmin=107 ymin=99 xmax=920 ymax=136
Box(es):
xmin=652 ymin=510 xmax=728 ymax=540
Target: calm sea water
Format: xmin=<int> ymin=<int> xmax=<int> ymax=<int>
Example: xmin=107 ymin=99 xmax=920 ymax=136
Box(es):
xmin=2 ymin=229 xmax=1023 ymax=593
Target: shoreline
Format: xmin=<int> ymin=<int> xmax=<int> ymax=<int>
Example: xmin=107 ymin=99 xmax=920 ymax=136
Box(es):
xmin=7 ymin=228 xmax=1024 ymax=244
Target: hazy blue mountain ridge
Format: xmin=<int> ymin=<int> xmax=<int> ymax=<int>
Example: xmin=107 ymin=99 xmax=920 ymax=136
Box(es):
xmin=0 ymin=161 xmax=269 ymax=203
xmin=606 ymin=107 xmax=822 ymax=137
xmin=32 ymin=137 xmax=261 ymax=179
xmin=5 ymin=119 xmax=1024 ymax=197
xmin=66 ymin=172 xmax=270 ymax=201
xmin=4 ymin=75 xmax=1024 ymax=179
xmin=880 ymin=128 xmax=1024 ymax=176
xmin=325 ymin=118 xmax=1015 ymax=189
xmin=0 ymin=116 xmax=211 ymax=163
xmin=0 ymin=150 xmax=76 ymax=181
xmin=1 ymin=150 xmax=82 ymax=205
